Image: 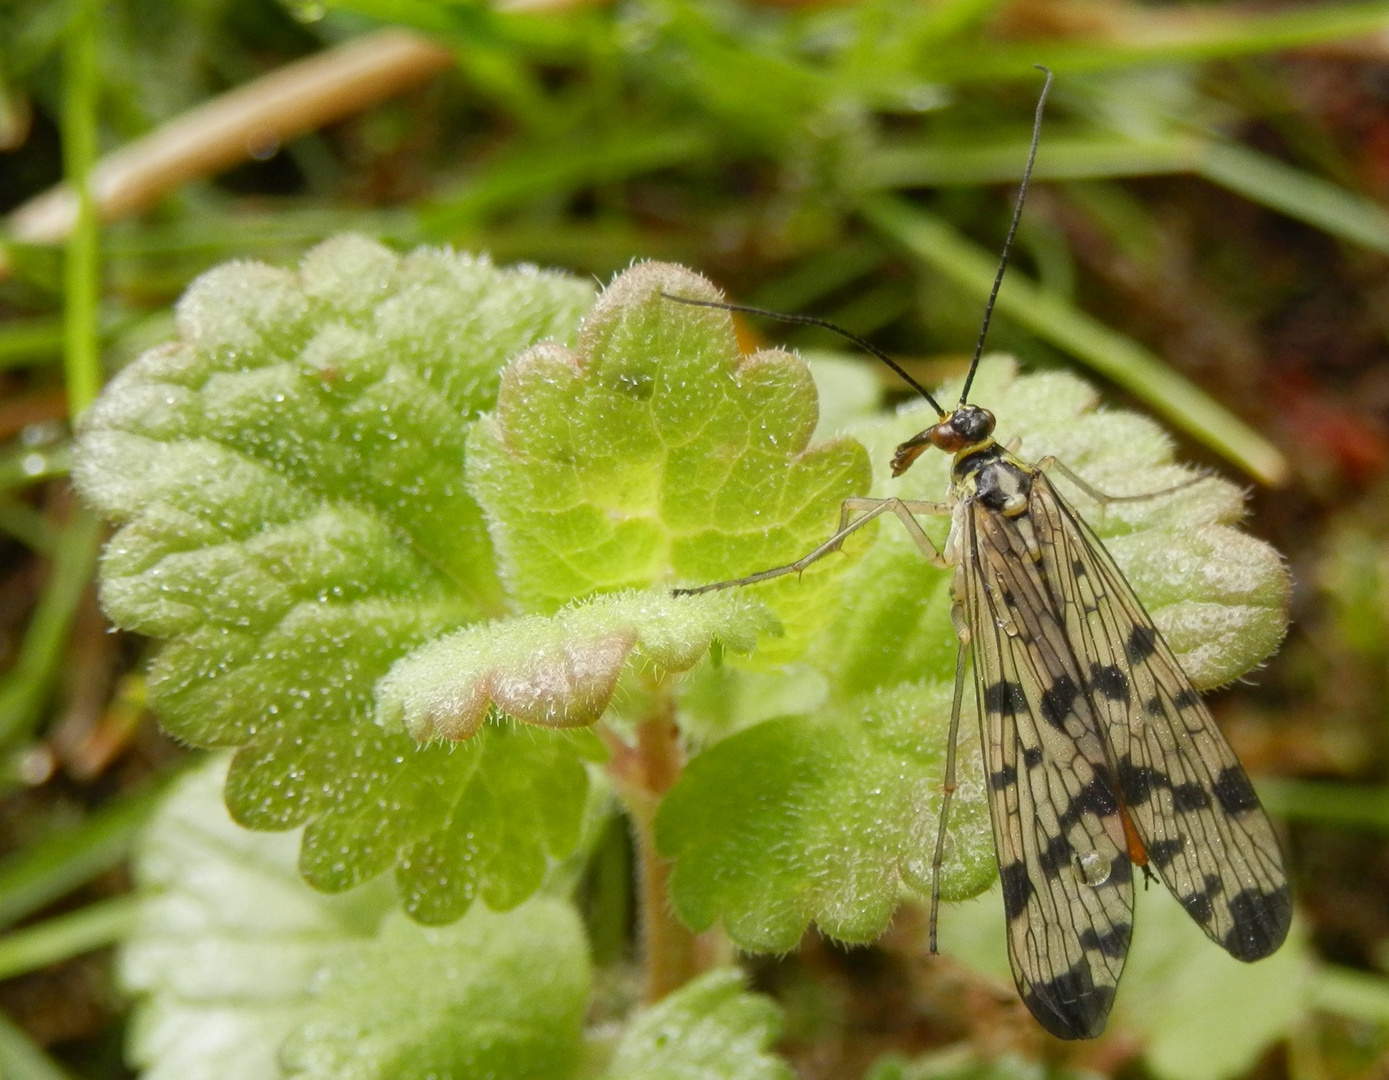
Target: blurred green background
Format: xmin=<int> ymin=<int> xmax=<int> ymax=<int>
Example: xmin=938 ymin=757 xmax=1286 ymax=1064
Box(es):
xmin=5 ymin=0 xmax=1389 ymax=1075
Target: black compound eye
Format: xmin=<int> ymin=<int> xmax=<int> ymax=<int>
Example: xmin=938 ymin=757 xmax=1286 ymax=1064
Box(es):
xmin=951 ymin=406 xmax=995 ymax=443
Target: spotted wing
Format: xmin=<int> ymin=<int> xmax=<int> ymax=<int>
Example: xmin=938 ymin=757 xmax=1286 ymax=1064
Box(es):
xmin=1032 ymin=471 xmax=1291 ymax=960
xmin=961 ymin=497 xmax=1135 ymax=1040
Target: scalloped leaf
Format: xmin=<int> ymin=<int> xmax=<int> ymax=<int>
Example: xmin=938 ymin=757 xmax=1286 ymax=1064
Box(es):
xmin=120 ymin=756 xmax=390 ymax=1080
xmin=603 ymin=968 xmax=793 ymax=1080
xmin=657 ymin=680 xmax=995 ymax=951
xmin=379 ymin=590 xmax=776 ymax=741
xmin=121 ymin=756 xmax=590 ymax=1080
xmin=282 ymin=901 xmax=589 ymax=1080
xmin=465 ymin=261 xmax=872 ymax=663
xmin=74 ymin=236 xmax=597 ymax=917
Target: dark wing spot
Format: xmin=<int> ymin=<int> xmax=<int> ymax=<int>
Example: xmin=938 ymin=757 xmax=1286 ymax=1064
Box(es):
xmin=1038 ymin=833 xmax=1070 ymax=879
xmin=1125 ymin=625 xmax=1158 ymax=662
xmin=1202 ymin=873 xmax=1223 ymax=899
xmin=984 ymin=680 xmax=1028 ymax=715
xmin=1079 ymin=923 xmax=1132 ymax=959
xmin=1180 ymin=888 xmax=1215 ymax=926
xmin=990 ymin=765 xmax=1018 ymax=791
xmin=1023 ymin=963 xmax=1114 ymax=1040
xmin=1107 ymin=853 xmax=1133 ymax=886
xmin=1223 ymin=885 xmax=1293 ymax=961
xmin=1040 ymin=674 xmax=1080 ymax=730
xmin=1172 ymin=688 xmax=1201 ymax=710
xmin=1145 ymin=695 xmax=1164 ymax=716
xmin=1148 ymin=838 xmax=1184 ymax=869
xmin=1059 ymin=774 xmax=1120 ymax=829
xmin=1089 ymin=663 xmax=1130 ymax=703
xmin=1213 ymin=766 xmax=1261 ymax=814
xmin=1117 ymin=756 xmax=1165 ymax=806
xmin=1171 ymin=782 xmax=1212 ymax=811
xmin=1072 ymin=559 xmax=1088 ymax=578
xmin=1022 ymin=746 xmax=1044 ymax=769
xmin=1000 ymin=861 xmax=1033 ymax=921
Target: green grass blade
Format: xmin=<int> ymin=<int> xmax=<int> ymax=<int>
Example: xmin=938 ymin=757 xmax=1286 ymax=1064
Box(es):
xmin=0 ymin=896 xmax=137 ymax=981
xmin=0 ymin=443 xmax=70 ymax=492
xmin=0 ymin=779 xmax=166 ymax=930
xmin=0 ymin=500 xmax=60 ymax=556
xmin=1257 ymin=778 xmax=1389 ymax=831
xmin=0 ymin=1011 xmax=71 ymax=1080
xmin=61 ymin=0 xmax=101 ymax=421
xmin=749 ymin=243 xmax=888 ymax=313
xmin=419 ymin=128 xmax=714 ymax=237
xmin=859 ymin=133 xmax=1389 ymax=256
xmin=0 ymin=319 xmax=63 ymax=371
xmin=0 ymin=509 xmax=102 ymax=746
xmin=858 ymin=194 xmax=1289 ymax=485
xmin=921 ymin=0 xmax=1389 ymax=81
xmin=1197 ymin=141 xmax=1389 ymax=256
xmin=907 ymin=0 xmax=1010 ymax=48
xmin=856 ymin=134 xmax=1197 ymax=189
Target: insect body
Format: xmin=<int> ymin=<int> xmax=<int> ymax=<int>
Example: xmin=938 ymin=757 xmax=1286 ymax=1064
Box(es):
xmin=668 ymin=67 xmax=1290 ymax=1039
xmin=912 ymin=403 xmax=1289 ymax=1038
xmin=676 ymin=393 xmax=1292 ymax=1038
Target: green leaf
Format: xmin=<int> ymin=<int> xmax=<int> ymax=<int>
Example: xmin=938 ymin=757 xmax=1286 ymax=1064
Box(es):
xmin=376 ymin=721 xmax=600 ymax=925
xmin=659 ymin=356 xmax=1289 ymax=952
xmin=657 ymin=680 xmax=995 ymax=951
xmin=379 ymin=589 xmax=776 ymax=741
xmin=120 ymin=756 xmax=396 ymax=1080
xmin=465 ymin=260 xmax=872 ymax=663
xmin=73 ymin=235 xmax=596 ymax=917
xmin=603 ymin=968 xmax=793 ymax=1080
xmin=121 ymin=755 xmax=591 ymax=1080
xmin=281 ymin=902 xmax=589 ymax=1080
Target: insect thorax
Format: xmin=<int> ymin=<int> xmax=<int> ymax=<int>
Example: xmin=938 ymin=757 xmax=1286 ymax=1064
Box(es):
xmin=954 ymin=443 xmax=1033 ymax=518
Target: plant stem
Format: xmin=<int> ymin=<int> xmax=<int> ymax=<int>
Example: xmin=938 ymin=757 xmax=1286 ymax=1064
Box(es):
xmin=61 ymin=0 xmax=101 ymax=421
xmin=605 ymin=686 xmax=701 ymax=1002
xmin=10 ymin=29 xmax=454 ymax=253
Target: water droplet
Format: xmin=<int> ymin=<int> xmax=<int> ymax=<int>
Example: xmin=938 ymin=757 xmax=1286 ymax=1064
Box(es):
xmin=1076 ymin=849 xmax=1110 ymax=886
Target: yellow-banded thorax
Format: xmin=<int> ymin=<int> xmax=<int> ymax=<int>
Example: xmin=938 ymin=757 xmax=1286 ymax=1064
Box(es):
xmin=891 ymin=403 xmax=1033 ymax=519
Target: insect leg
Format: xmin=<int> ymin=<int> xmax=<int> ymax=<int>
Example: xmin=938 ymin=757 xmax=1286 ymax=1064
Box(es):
xmin=675 ymin=497 xmax=950 ymax=595
xmin=882 ymin=499 xmax=952 ymax=567
xmin=929 ymin=603 xmax=971 ymax=954
xmin=1036 ymin=456 xmax=1206 ymax=507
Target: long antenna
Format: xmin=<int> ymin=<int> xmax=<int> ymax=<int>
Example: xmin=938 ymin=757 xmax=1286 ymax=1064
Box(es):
xmin=665 ymin=68 xmax=1053 ymax=417
xmin=660 ymin=294 xmax=948 ymax=416
xmin=959 ymin=65 xmax=1053 ymax=405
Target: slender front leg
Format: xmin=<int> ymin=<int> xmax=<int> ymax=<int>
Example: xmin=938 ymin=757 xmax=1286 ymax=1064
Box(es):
xmin=674 ymin=497 xmax=951 ymax=596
